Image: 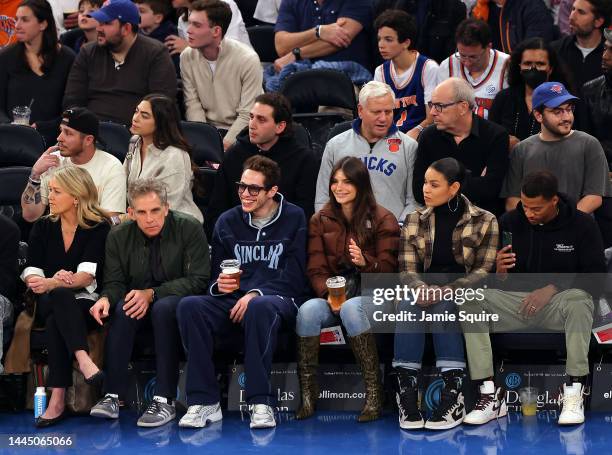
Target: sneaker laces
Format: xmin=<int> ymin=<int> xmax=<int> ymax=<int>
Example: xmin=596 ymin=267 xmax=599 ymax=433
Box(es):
xmin=473 ymin=392 xmax=495 ymax=411
xmin=144 ymin=399 xmax=162 ymax=415
xmin=100 ymin=395 xmax=117 ymax=407
xmin=186 ymin=405 xmax=204 ymax=415
xmin=560 ymin=389 xmax=584 ymax=413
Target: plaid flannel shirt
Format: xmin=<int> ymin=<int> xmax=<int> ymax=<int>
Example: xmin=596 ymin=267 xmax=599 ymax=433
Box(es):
xmin=399 ymin=195 xmax=499 ymax=289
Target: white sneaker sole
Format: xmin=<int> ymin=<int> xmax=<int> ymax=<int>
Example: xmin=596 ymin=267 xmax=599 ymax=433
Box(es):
xmin=558 ymin=415 xmax=585 ymax=426
xmin=424 ymin=416 xmax=464 ymax=430
xmin=250 ymin=420 xmax=276 ymax=429
xmin=399 ymin=418 xmax=425 ymax=430
xmin=137 ymin=413 xmax=176 ymax=427
xmin=179 ymin=408 xmax=223 ymax=428
xmin=464 ymin=407 xmax=507 ymax=426
xmin=90 ymin=408 xmax=119 ymax=419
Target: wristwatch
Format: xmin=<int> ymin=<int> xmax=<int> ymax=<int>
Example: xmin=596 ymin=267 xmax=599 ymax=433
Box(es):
xmin=292 ymin=47 xmax=302 ymax=61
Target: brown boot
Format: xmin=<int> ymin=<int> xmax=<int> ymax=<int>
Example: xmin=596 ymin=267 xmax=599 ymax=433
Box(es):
xmin=296 ymin=335 xmax=320 ymax=420
xmin=349 ymin=331 xmax=383 ymax=422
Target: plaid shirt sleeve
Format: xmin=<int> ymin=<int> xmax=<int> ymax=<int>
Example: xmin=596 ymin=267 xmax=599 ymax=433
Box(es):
xmin=398 ymin=212 xmax=427 ymax=288
xmin=450 ymin=213 xmax=499 ymax=290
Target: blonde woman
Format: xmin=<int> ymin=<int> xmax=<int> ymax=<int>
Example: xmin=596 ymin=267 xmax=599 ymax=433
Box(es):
xmin=21 ymin=166 xmax=110 ymax=428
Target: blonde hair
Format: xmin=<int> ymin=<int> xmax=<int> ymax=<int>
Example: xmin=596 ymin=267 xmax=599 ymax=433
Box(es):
xmin=47 ymin=166 xmax=109 ymax=228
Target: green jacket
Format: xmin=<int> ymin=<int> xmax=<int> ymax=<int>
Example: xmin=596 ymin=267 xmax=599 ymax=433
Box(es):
xmin=101 ymin=210 xmax=210 ymax=308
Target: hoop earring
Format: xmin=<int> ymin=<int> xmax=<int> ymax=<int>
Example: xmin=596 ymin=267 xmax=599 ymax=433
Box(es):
xmin=448 ymin=195 xmax=459 ymax=213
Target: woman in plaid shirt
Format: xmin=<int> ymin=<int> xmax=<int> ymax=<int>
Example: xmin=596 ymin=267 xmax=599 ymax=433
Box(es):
xmin=392 ymin=157 xmax=498 ymax=431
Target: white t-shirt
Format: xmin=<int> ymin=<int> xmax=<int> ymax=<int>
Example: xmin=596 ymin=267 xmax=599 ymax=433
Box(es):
xmin=178 ymin=0 xmax=252 ymax=48
xmin=254 ymin=0 xmax=282 ymax=24
xmin=41 ymin=149 xmax=127 ymax=214
xmin=437 ymin=49 xmax=509 ymax=119
xmin=575 ymin=43 xmax=596 ymax=59
xmin=374 ymin=54 xmax=439 ymax=103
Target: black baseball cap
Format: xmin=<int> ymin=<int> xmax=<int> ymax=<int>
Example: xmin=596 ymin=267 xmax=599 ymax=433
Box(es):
xmin=61 ymin=107 xmax=99 ymax=138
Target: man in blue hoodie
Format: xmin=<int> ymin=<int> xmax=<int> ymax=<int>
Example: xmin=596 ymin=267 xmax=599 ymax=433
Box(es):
xmin=177 ymin=155 xmax=308 ymax=430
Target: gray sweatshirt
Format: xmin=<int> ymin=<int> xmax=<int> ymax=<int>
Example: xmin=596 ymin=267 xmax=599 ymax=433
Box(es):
xmin=315 ymin=121 xmax=418 ymax=222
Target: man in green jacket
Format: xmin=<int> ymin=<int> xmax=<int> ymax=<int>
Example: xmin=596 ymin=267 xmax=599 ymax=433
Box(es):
xmin=89 ymin=178 xmax=210 ymax=427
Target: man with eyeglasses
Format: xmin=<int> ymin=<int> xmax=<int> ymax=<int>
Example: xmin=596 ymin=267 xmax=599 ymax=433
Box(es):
xmin=412 ymin=77 xmax=509 ymax=215
xmin=502 ymin=81 xmax=612 ymax=214
xmin=177 ymin=155 xmax=308 ymax=430
xmin=437 ymin=18 xmax=509 ymax=119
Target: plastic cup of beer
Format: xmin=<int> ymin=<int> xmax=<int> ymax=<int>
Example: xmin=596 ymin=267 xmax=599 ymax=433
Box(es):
xmin=519 ymin=386 xmax=538 ymax=416
xmin=220 ymin=259 xmax=241 ymax=292
xmin=12 ymin=106 xmax=31 ymax=126
xmin=326 ymin=276 xmax=347 ymax=312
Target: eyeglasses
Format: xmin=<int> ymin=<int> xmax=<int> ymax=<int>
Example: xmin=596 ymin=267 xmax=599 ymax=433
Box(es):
xmin=427 ymin=101 xmax=461 ymax=113
xmin=454 ymin=50 xmax=486 ymax=62
xmin=544 ymin=105 xmax=575 ymax=116
xmin=519 ymin=63 xmax=549 ymax=71
xmin=236 ymin=182 xmax=268 ymax=196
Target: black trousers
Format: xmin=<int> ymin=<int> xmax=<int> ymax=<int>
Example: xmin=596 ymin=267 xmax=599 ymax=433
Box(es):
xmin=38 ymin=288 xmax=97 ymax=388
xmin=104 ymin=296 xmax=182 ymax=398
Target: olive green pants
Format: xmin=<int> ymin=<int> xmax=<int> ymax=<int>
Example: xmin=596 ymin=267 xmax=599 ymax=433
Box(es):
xmin=461 ymin=288 xmax=593 ymax=380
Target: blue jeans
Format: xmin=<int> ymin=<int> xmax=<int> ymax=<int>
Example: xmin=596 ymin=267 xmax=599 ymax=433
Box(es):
xmin=393 ymin=298 xmax=465 ymax=370
xmin=296 ymin=296 xmax=370 ymax=337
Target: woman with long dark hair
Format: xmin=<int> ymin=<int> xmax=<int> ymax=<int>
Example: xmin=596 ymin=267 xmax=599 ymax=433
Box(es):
xmin=0 ymin=0 xmax=75 ymax=146
xmin=296 ymin=156 xmax=400 ymax=423
xmin=125 ymin=93 xmax=202 ymax=223
xmin=489 ymin=37 xmax=573 ymax=146
xmin=392 ymin=157 xmax=498 ymax=431
xmin=22 ymin=166 xmax=110 ymax=427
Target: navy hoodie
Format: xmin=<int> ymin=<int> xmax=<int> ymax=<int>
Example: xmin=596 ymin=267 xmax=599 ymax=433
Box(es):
xmin=209 ymin=193 xmax=308 ymax=304
xmin=498 ymin=193 xmax=606 ymax=295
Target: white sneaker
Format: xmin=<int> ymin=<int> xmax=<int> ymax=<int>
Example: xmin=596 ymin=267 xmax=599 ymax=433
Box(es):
xmin=179 ymin=403 xmax=223 ymax=428
xmin=558 ymin=383 xmax=585 ymax=425
xmin=464 ymin=381 xmax=507 ymax=425
xmin=249 ymin=404 xmax=276 ymax=429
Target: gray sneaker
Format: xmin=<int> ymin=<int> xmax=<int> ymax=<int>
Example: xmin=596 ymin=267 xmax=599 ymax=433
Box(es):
xmin=137 ymin=396 xmax=176 ymax=427
xmin=90 ymin=394 xmax=120 ymax=419
xmin=179 ymin=403 xmax=223 ymax=428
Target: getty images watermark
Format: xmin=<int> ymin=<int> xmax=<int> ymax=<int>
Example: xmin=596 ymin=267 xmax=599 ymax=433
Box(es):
xmin=359 ymin=273 xmax=610 ymax=334
xmin=370 ymin=284 xmax=497 ymax=324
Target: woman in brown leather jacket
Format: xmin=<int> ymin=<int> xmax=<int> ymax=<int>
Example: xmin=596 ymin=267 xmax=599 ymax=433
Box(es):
xmin=295 ymin=156 xmax=400 ymax=423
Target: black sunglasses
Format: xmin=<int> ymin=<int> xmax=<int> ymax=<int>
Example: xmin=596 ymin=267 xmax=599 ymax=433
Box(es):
xmin=236 ymin=182 xmax=269 ymax=196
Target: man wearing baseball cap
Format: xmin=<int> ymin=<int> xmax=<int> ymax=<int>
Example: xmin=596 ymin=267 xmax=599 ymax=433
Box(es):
xmin=581 ymin=27 xmax=612 ymax=171
xmin=63 ymin=0 xmax=176 ymax=127
xmin=21 ymin=107 xmax=127 ymax=222
xmin=501 ymin=81 xmax=612 ymax=214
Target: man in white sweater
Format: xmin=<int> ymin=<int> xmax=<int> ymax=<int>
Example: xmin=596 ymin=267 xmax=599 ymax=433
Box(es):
xmin=180 ymin=0 xmax=263 ymax=150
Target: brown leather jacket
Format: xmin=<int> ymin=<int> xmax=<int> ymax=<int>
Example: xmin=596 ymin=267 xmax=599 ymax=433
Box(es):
xmin=307 ymin=203 xmax=400 ymax=297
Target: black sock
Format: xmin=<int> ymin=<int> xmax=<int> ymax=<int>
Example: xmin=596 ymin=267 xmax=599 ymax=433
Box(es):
xmin=569 ymin=376 xmax=587 ymax=385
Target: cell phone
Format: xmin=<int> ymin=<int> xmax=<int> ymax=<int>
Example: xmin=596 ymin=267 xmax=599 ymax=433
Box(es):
xmin=502 ymin=231 xmax=513 ymax=252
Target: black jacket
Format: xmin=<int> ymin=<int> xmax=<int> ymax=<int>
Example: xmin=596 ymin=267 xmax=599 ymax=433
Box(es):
xmin=551 ymin=34 xmax=604 ymax=92
xmin=488 ymin=0 xmax=555 ymax=54
xmin=489 ymin=85 xmax=540 ymax=140
xmin=498 ymin=194 xmax=606 ymax=294
xmin=580 ymin=75 xmax=612 ymax=170
xmin=0 ymin=214 xmax=19 ymax=301
xmin=206 ymin=128 xmax=317 ymax=237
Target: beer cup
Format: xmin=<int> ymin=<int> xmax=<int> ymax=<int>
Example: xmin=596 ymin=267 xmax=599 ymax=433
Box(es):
xmin=326 ymin=276 xmax=347 ymax=312
xmin=220 ymin=259 xmax=241 ymax=292
xmin=12 ymin=106 xmax=31 ymax=126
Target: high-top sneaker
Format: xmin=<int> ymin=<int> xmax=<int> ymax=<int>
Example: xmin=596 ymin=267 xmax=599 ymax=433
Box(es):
xmin=464 ymin=380 xmax=507 ymax=425
xmin=394 ymin=368 xmax=424 ymax=430
xmin=558 ymin=383 xmax=586 ymax=425
xmin=425 ymin=369 xmax=465 ymax=430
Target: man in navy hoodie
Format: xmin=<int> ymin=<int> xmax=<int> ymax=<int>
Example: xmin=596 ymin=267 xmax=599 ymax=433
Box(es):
xmin=461 ymin=170 xmax=605 ymax=427
xmin=177 ymin=155 xmax=308 ymax=430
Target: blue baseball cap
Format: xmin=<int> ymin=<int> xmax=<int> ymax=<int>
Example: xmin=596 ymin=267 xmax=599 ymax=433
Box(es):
xmin=532 ymin=82 xmax=579 ymax=110
xmin=89 ymin=0 xmax=140 ymax=25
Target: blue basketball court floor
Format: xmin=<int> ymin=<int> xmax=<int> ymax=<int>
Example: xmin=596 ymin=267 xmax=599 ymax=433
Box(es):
xmin=0 ymin=410 xmax=608 ymax=454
